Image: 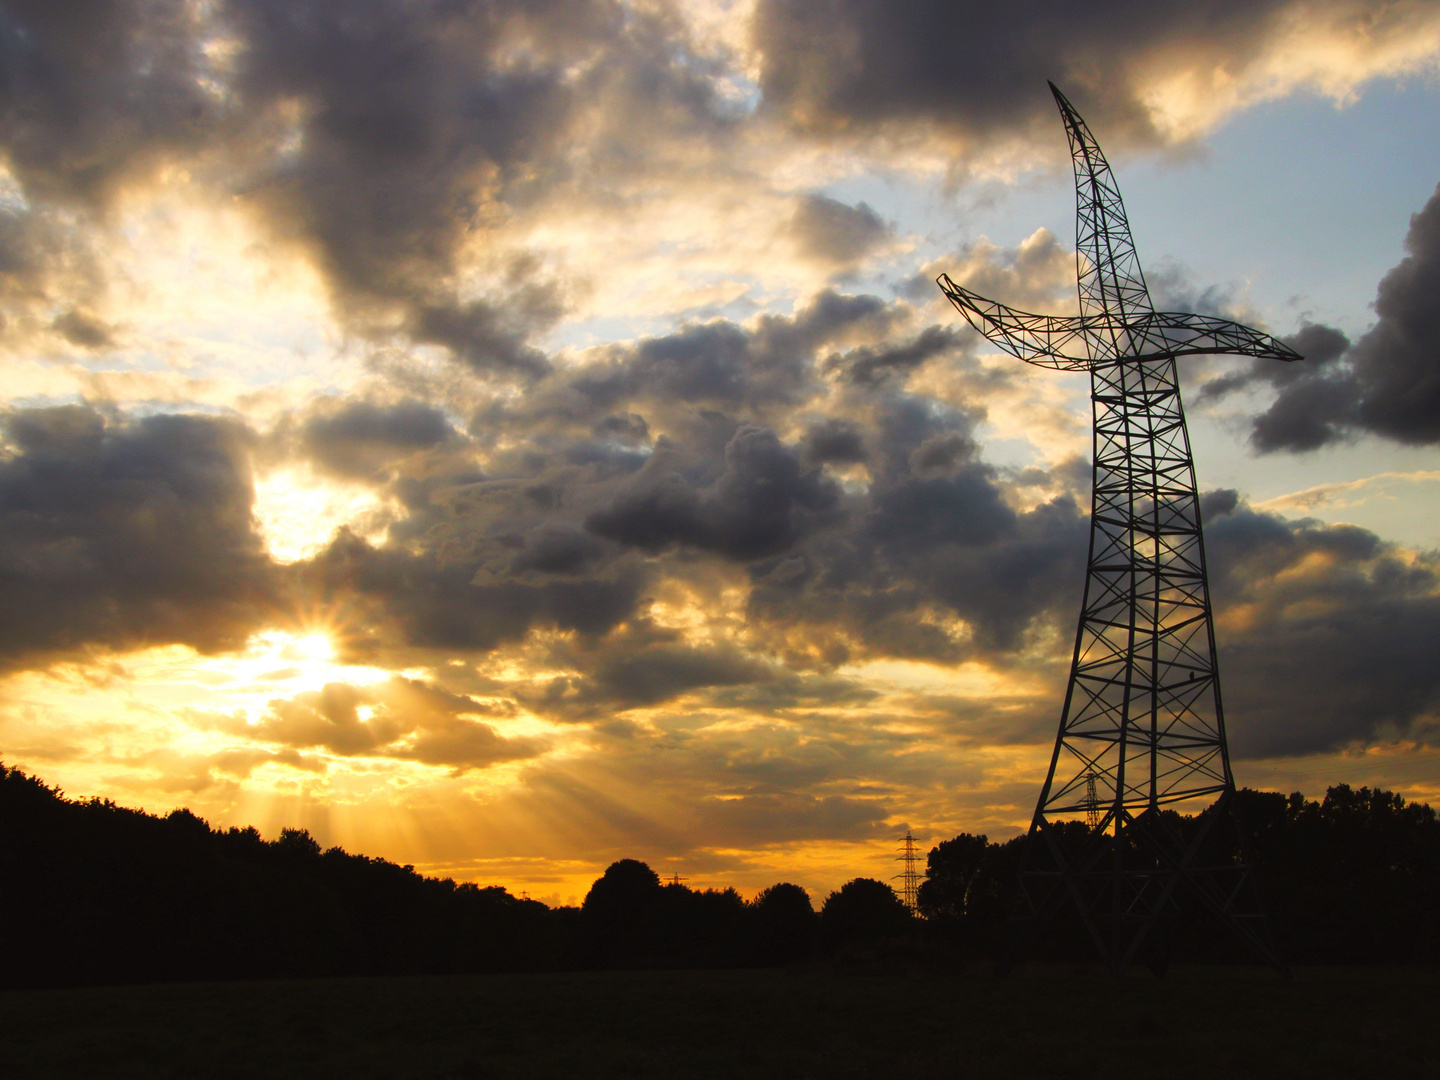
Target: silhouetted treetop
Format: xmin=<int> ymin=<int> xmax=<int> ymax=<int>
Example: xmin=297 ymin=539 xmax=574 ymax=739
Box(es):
xmin=752 ymin=882 xmax=814 ymax=915
xmin=582 ymin=859 xmax=662 ymax=918
xmin=750 ymin=882 xmax=818 ymax=965
xmin=820 ymin=877 xmax=912 ymax=947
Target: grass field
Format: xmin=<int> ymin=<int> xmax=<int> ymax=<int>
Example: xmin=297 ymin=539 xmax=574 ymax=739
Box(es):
xmin=3 ymin=964 xmax=1436 ymax=1078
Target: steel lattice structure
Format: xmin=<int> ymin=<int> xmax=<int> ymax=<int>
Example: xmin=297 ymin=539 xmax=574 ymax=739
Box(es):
xmin=938 ymin=84 xmax=1301 ymax=975
xmin=895 ymin=831 xmax=922 ymax=914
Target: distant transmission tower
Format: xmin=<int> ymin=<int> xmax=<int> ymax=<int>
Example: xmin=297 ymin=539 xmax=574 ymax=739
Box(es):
xmin=939 ymin=83 xmax=1299 ymax=975
xmin=895 ymin=831 xmax=922 ymax=914
xmin=1084 ymin=771 xmax=1101 ymax=831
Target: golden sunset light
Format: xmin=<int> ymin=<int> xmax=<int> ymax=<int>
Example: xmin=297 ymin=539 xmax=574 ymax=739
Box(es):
xmin=1 ymin=0 xmax=1439 ymax=925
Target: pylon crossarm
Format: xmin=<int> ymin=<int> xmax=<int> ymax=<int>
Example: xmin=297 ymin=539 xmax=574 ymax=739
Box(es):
xmin=938 ymin=277 xmax=1301 ymax=370
xmin=936 ymin=274 xmax=1092 ymax=369
xmin=1128 ymin=312 xmax=1303 ymax=364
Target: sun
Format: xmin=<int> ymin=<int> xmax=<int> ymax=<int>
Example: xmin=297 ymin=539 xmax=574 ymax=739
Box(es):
xmin=282 ymin=633 xmax=336 ymax=662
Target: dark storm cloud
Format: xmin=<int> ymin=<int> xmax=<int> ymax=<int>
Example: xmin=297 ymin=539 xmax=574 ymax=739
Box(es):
xmin=1202 ymin=493 xmax=1440 ymax=757
xmin=257 ymin=281 xmax=1077 ymax=685
xmin=578 ymin=322 xmax=795 ymax=412
xmin=1346 ymin=183 xmax=1440 ymax=444
xmin=747 ymin=395 xmax=1089 ymax=664
xmin=586 ymin=425 xmax=842 ymax=561
xmin=558 ymin=290 xmax=897 ymax=424
xmin=407 ymin=295 xmax=556 ymax=379
xmin=246 ymin=676 xmax=539 ymax=769
xmin=300 ymin=399 xmax=456 ymax=480
xmin=751 ymin=0 xmax=1343 ymax=145
xmin=510 ymin=525 xmax=608 ymax=577
xmin=300 ymin=528 xmax=644 ymax=657
xmin=834 ymin=325 xmax=963 ymax=387
xmin=591 ymin=642 xmax=773 ymax=710
xmin=1195 ymin=322 xmax=1350 ymax=407
xmin=1204 ymin=185 xmax=1440 ymax=452
xmin=802 ymin=418 xmax=867 ymax=465
xmin=0 ymin=404 xmax=275 ymax=667
xmin=789 ymin=194 xmax=891 ymax=266
xmin=409 ymin=282 xmax=1082 ymax=673
xmin=0 ymin=0 xmax=223 ymax=206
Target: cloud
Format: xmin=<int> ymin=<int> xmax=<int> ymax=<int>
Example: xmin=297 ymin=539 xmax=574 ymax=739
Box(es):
xmin=789 ymin=194 xmax=892 ymax=268
xmin=525 ymin=634 xmax=778 ymax=720
xmin=909 ymin=229 xmax=1074 ymax=315
xmin=1203 ymin=184 xmax=1440 ymax=452
xmin=558 ymin=290 xmax=897 ymax=422
xmin=0 ymin=0 xmax=747 ymax=374
xmin=747 ymin=394 xmax=1088 ymax=663
xmin=0 ymin=235 xmax=1072 ymax=682
xmin=0 ymin=0 xmax=225 ymax=206
xmin=0 ymin=405 xmax=275 ymax=668
xmin=834 ymin=325 xmax=964 ymax=387
xmin=586 ymin=425 xmax=842 ymax=561
xmin=50 ymin=308 xmax=115 ymax=350
xmin=0 ymin=200 xmax=108 ymax=351
xmin=1349 ymin=182 xmax=1440 ymax=444
xmin=300 ymin=527 xmax=645 ymax=658
xmin=510 ymin=525 xmax=608 ymax=577
xmin=695 ymin=790 xmax=891 ymax=844
xmin=1203 ymin=492 xmax=1440 ymax=757
xmin=300 ymin=399 xmax=457 ymax=480
xmin=246 ymin=675 xmax=539 ymax=769
xmin=751 ymin=0 xmax=1440 ymax=150
xmin=1253 ymin=470 xmax=1440 ymax=516
xmin=406 ymin=294 xmax=557 ymax=379
xmin=222 ymin=0 xmax=764 ymax=373
xmin=802 ymin=418 xmax=868 ymax=465
xmin=307 ymin=276 xmax=1081 ymax=674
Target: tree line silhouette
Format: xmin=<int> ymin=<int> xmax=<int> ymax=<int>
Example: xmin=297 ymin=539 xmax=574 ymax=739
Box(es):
xmin=2 ymin=762 xmax=1436 ymax=988
xmin=918 ymin=787 xmax=1440 ymax=965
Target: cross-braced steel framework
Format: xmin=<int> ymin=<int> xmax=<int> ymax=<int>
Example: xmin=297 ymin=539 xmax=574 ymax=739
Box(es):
xmin=938 ymin=83 xmax=1302 ymax=975
xmin=895 ymin=831 xmax=922 ymax=914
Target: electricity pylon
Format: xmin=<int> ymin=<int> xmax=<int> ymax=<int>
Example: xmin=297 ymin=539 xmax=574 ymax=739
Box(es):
xmin=938 ymin=83 xmax=1300 ymax=975
xmin=895 ymin=831 xmax=922 ymax=914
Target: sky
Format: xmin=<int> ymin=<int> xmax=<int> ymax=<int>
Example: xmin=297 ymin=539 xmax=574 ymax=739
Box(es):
xmin=2 ymin=0 xmax=1440 ymax=907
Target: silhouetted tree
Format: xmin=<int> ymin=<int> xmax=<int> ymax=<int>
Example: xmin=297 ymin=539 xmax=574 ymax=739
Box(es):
xmin=7 ymin=758 xmax=1440 ymax=985
xmin=0 ymin=761 xmax=570 ymax=987
xmin=647 ymin=882 xmax=748 ymax=968
xmin=820 ymin=878 xmax=912 ymax=950
xmin=580 ymin=858 xmax=663 ymax=967
xmin=749 ymin=882 xmax=817 ymax=965
xmin=917 ymin=833 xmax=989 ymax=921
xmin=915 ymin=831 xmax=1028 ymax=958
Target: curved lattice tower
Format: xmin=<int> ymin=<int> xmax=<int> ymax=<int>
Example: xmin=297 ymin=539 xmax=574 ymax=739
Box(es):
xmin=938 ymin=83 xmax=1301 ymax=975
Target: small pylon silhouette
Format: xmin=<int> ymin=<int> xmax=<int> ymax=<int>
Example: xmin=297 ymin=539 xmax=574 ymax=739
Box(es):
xmin=939 ymin=83 xmax=1298 ymax=975
xmin=894 ymin=831 xmax=922 ymax=914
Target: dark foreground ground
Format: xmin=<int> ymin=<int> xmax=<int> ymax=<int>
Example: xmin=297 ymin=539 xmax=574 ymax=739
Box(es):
xmin=2 ymin=964 xmax=1436 ymax=1079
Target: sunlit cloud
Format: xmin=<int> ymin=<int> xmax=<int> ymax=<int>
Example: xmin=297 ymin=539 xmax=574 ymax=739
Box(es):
xmin=253 ymin=467 xmax=394 ymax=564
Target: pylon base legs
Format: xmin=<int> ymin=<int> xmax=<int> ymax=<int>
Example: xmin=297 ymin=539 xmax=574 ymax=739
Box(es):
xmin=999 ymin=790 xmax=1287 ymax=976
